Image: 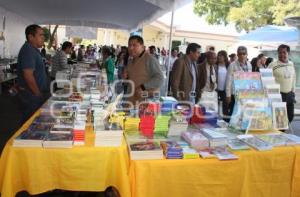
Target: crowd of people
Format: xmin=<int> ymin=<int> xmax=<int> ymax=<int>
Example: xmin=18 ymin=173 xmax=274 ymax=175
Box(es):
xmin=15 ymin=24 xmax=297 ymax=125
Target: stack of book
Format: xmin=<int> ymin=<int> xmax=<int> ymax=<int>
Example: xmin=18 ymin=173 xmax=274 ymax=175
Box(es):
xmin=33 ymin=115 xmax=57 ymax=125
xmin=161 ymin=141 xmax=183 ymax=159
xmin=201 ymin=128 xmax=227 ymax=148
xmin=154 ymin=115 xmax=171 ymax=136
xmin=139 ymin=116 xmax=155 ymax=137
xmin=181 ymin=128 xmax=209 ymax=151
xmin=124 ymin=117 xmax=140 ymax=134
xmin=43 ymin=133 xmax=73 ymax=148
xmin=13 ymin=123 xmax=51 ymax=147
xmin=73 ymin=120 xmax=86 ymax=145
xmin=190 ymin=105 xmax=205 ymax=124
xmin=128 ymin=141 xmax=163 ymax=160
xmin=182 ymin=147 xmax=199 ymax=159
xmin=168 ymin=113 xmax=189 ymax=136
xmin=94 ymin=129 xmax=123 ymax=147
xmin=160 ymin=96 xmax=177 ymax=114
xmin=75 ymin=109 xmax=87 ymax=122
xmin=50 ymin=125 xmax=73 ymax=134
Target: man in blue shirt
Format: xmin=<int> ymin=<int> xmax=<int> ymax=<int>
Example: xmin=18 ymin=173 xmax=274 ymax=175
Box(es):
xmin=17 ymin=24 xmax=49 ymax=121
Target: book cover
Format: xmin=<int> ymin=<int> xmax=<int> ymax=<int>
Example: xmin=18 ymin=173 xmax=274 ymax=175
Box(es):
xmin=256 ymin=133 xmax=291 ymax=146
xmin=213 ymin=147 xmax=238 ymax=160
xmin=266 ymin=84 xmax=280 ymax=94
xmin=50 ymin=127 xmax=73 ymax=134
xmin=268 ymin=94 xmax=282 ymax=103
xmin=45 ymin=133 xmax=73 ymax=141
xmin=16 ymin=129 xmax=48 ymax=141
xmin=129 ymin=141 xmax=161 ymax=151
xmin=259 ymin=68 xmax=273 ymax=77
xmin=238 ymin=135 xmax=272 ymax=151
xmin=272 ymin=102 xmax=289 ymax=130
xmin=227 ymin=139 xmax=250 ymax=150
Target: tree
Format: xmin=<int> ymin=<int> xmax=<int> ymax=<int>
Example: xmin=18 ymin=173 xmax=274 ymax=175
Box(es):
xmin=228 ymin=0 xmax=274 ymax=32
xmin=271 ymin=0 xmax=300 ymax=24
xmin=72 ymin=37 xmax=83 ymax=44
xmin=42 ymin=27 xmax=50 ymax=42
xmin=193 ymin=0 xmax=244 ymax=25
xmin=194 ymin=0 xmax=300 ymax=32
xmin=47 ymin=25 xmax=59 ymax=49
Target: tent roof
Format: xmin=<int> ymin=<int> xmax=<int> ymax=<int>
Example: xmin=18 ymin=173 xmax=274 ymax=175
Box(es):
xmin=0 ymin=0 xmax=189 ymax=31
xmin=239 ymin=25 xmax=299 ymax=43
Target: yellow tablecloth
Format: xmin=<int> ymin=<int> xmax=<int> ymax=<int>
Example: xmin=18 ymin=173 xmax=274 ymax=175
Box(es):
xmin=2 ymin=110 xmax=300 ymax=197
xmin=0 ymin=111 xmax=131 ymax=197
xmin=129 ymin=146 xmax=300 ymax=197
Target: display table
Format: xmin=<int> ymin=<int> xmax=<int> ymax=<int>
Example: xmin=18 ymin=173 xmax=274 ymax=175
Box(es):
xmin=0 ymin=111 xmax=131 ymax=197
xmin=2 ymin=110 xmax=300 ymax=197
xmin=129 ymin=146 xmax=300 ymax=197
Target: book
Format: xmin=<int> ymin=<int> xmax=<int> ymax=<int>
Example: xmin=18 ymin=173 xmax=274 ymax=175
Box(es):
xmin=13 ymin=129 xmax=48 ymax=147
xmin=33 ymin=115 xmax=57 ymax=124
xmin=272 ymin=102 xmax=289 ymax=130
xmin=128 ymin=141 xmax=163 ymax=160
xmin=241 ymin=100 xmax=272 ymax=131
xmin=94 ymin=129 xmax=123 ymax=147
xmin=237 ymin=135 xmax=272 ymax=151
xmin=43 ymin=133 xmax=73 ymax=148
xmin=261 ymin=77 xmax=276 ymax=88
xmin=182 ymin=147 xmax=199 ymax=159
xmin=160 ymin=141 xmax=183 ymax=159
xmin=233 ymin=72 xmax=262 ymax=92
xmin=50 ymin=127 xmax=73 ymax=134
xmin=259 ymin=68 xmax=273 ymax=77
xmin=28 ymin=123 xmax=53 ymax=132
xmin=199 ymin=148 xmax=217 ymax=159
xmin=265 ymin=84 xmax=280 ymax=94
xmin=201 ymin=128 xmax=227 ymax=148
xmin=268 ymin=94 xmax=282 ymax=103
xmin=283 ymin=134 xmax=300 ymax=145
xmin=212 ymin=147 xmax=238 ymax=160
xmin=181 ymin=129 xmax=209 ymax=151
xmin=227 ymin=139 xmax=250 ymax=150
xmin=256 ymin=133 xmax=294 ymax=146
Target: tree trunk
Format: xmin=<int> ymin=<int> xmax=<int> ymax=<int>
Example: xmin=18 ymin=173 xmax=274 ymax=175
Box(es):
xmin=47 ymin=25 xmax=59 ymax=49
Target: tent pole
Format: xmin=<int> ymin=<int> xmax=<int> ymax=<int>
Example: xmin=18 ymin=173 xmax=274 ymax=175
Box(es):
xmin=165 ymin=5 xmax=175 ymax=96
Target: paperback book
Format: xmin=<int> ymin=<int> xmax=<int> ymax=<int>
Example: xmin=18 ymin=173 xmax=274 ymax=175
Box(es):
xmin=237 ymin=135 xmax=272 ymax=151
xmin=272 ymin=102 xmax=289 ymax=130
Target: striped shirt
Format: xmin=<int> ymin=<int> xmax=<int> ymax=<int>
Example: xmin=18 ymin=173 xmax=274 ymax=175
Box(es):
xmin=50 ymin=50 xmax=69 ymax=78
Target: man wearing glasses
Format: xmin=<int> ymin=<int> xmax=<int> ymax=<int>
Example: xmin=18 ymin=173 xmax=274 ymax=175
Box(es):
xmin=17 ymin=24 xmax=49 ymax=121
xmin=225 ymin=46 xmax=252 ymax=119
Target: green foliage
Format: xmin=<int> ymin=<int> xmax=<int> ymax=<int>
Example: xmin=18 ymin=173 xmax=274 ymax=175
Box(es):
xmin=228 ymin=0 xmax=274 ymax=32
xmin=72 ymin=37 xmax=83 ymax=44
xmin=194 ymin=0 xmax=300 ymax=32
xmin=42 ymin=27 xmax=50 ymax=42
xmin=271 ymin=0 xmax=300 ymax=24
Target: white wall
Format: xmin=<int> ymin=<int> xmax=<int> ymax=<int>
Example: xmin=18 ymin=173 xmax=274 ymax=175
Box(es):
xmin=0 ymin=6 xmax=32 ymax=58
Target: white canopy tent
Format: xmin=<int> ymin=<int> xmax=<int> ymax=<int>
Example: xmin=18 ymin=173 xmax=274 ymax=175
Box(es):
xmin=0 ymin=0 xmax=189 ymax=31
xmin=0 ymin=0 xmax=190 ymax=95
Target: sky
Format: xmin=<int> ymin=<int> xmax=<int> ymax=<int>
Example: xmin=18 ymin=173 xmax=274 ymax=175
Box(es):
xmin=157 ymin=2 xmax=243 ymax=36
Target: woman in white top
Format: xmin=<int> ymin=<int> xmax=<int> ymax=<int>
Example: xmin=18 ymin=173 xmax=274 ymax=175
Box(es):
xmin=215 ymin=50 xmax=229 ymax=120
